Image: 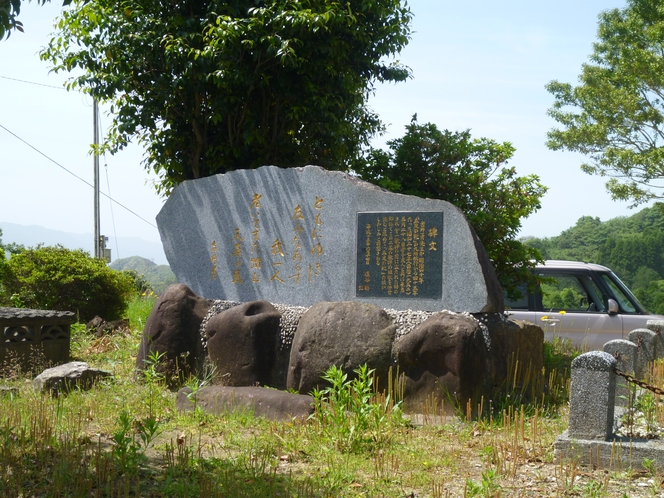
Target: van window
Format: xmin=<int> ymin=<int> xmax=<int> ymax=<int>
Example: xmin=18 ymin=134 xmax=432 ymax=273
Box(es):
xmin=504 ymin=283 xmax=529 ymax=310
xmin=541 ymin=273 xmax=604 ymax=312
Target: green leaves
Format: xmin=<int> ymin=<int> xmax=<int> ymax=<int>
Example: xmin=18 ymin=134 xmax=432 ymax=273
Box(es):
xmin=547 ymin=0 xmax=664 ymax=206
xmin=310 ymin=364 xmax=405 ymax=453
xmin=354 ymin=116 xmax=547 ymax=299
xmin=42 ymin=0 xmax=412 ymax=195
xmin=0 ymin=0 xmax=23 ymax=39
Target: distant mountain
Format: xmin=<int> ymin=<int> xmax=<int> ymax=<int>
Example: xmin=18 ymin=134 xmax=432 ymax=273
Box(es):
xmin=0 ymin=222 xmax=168 ymax=265
xmin=110 ymin=256 xmax=177 ymax=294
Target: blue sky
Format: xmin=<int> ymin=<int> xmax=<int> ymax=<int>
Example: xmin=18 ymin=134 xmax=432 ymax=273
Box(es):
xmin=0 ymin=0 xmax=638 ymax=259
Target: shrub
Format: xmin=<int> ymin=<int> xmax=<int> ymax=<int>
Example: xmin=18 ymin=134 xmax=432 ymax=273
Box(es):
xmin=122 ymin=269 xmax=154 ymax=295
xmin=0 ymin=245 xmax=135 ymax=321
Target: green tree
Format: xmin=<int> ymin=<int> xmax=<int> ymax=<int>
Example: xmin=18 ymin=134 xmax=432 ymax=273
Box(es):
xmin=546 ymin=0 xmax=664 ymax=206
xmin=0 ymin=228 xmax=25 ymax=255
xmin=354 ymin=116 xmax=548 ymax=298
xmin=1 ymin=0 xmax=24 ymax=39
xmin=1 ymin=0 xmax=61 ymax=40
xmin=635 ymin=278 xmax=664 ymax=313
xmin=41 ymin=0 xmax=412 ymax=195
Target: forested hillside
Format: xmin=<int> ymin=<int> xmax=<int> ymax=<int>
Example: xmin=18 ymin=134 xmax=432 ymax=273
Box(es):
xmin=524 ymin=204 xmax=664 ymax=313
xmin=109 ymin=256 xmax=177 ymax=295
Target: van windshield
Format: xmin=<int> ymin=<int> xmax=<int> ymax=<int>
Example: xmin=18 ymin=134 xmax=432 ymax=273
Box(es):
xmin=600 ymin=272 xmax=646 ymax=314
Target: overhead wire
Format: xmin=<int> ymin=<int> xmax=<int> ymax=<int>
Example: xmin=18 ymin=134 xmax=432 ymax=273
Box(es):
xmin=0 ymin=74 xmax=68 ymax=91
xmin=96 ymin=112 xmax=122 ymax=259
xmin=0 ymin=123 xmax=157 ymax=229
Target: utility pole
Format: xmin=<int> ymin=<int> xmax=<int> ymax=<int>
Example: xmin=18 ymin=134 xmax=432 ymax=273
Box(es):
xmin=93 ymin=99 xmax=110 ymax=262
xmin=93 ymin=99 xmax=100 ymax=259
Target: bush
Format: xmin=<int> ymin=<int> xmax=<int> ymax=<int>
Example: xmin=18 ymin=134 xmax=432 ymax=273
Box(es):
xmin=0 ymin=245 xmax=135 ymax=321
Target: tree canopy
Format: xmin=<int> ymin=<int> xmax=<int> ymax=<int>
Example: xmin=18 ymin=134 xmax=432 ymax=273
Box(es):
xmin=546 ymin=0 xmax=664 ymax=206
xmin=1 ymin=0 xmax=59 ymax=40
xmin=41 ymin=0 xmax=412 ymax=194
xmin=354 ymin=116 xmax=548 ymax=298
xmin=1 ymin=0 xmax=24 ymax=38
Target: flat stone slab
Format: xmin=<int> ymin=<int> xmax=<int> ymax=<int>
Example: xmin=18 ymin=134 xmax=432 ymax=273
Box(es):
xmin=176 ymin=386 xmax=314 ymax=421
xmin=157 ymin=165 xmax=502 ymax=313
xmin=33 ymin=361 xmax=112 ymax=395
xmin=0 ymin=386 xmax=18 ymax=397
xmin=0 ymin=307 xmax=75 ymax=325
xmin=556 ymin=430 xmax=664 ymax=470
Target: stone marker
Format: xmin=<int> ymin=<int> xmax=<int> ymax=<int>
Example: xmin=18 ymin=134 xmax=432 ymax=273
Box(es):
xmin=603 ymin=339 xmax=637 ymax=407
xmin=568 ymin=352 xmax=616 ymax=441
xmin=627 ymin=328 xmax=657 ymax=378
xmin=647 ymin=319 xmax=664 ymax=359
xmin=157 ymin=165 xmax=502 ymax=313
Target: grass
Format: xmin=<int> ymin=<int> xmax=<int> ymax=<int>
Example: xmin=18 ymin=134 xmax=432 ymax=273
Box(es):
xmin=0 ymin=297 xmax=662 ymax=496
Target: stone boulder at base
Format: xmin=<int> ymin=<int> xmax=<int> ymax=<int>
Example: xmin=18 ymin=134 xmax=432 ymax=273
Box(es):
xmin=34 ymin=361 xmax=112 ymax=395
xmin=482 ymin=314 xmax=544 ymax=392
xmin=393 ymin=312 xmax=489 ymax=413
xmin=136 ymin=284 xmax=212 ymax=384
xmin=176 ymin=386 xmax=314 ymax=422
xmin=287 ymin=301 xmax=397 ymax=395
xmin=206 ymin=300 xmax=282 ymax=387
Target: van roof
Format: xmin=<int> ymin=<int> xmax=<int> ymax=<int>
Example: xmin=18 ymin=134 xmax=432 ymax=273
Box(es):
xmin=537 ymin=260 xmax=612 ymax=272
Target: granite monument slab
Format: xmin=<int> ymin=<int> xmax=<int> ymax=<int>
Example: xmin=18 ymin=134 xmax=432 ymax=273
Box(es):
xmin=157 ymin=165 xmax=503 ymax=312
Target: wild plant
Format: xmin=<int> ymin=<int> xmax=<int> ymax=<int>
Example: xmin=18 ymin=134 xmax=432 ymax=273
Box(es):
xmin=465 ymin=468 xmax=501 ymax=497
xmin=111 ymin=409 xmax=160 ymax=474
xmin=142 ymin=349 xmax=166 ymax=418
xmin=184 ymin=361 xmax=218 ymax=417
xmin=310 ymin=364 xmax=405 ymax=453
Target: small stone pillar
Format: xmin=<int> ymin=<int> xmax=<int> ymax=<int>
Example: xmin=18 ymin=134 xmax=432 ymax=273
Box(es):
xmin=627 ymin=328 xmax=657 ymax=378
xmin=0 ymin=307 xmax=74 ymax=375
xmin=569 ymin=351 xmax=616 ymax=441
xmin=604 ymin=339 xmax=637 ymax=407
xmin=647 ymin=320 xmax=664 ymax=360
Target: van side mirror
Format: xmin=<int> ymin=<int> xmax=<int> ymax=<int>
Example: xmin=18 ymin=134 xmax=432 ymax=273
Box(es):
xmin=608 ymin=298 xmax=619 ymax=315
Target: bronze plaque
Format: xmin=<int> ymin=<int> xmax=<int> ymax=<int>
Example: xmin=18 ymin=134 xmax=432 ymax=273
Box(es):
xmin=356 ymin=212 xmax=443 ymax=299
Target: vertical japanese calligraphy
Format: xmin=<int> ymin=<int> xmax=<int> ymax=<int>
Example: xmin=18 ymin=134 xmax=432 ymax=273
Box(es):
xmin=210 ymin=240 xmax=218 ymax=280
xmin=220 ymin=193 xmax=325 ymax=287
xmin=356 ymin=212 xmax=443 ymax=299
xmin=249 ymin=193 xmax=262 ymax=283
xmin=231 ymin=227 xmax=244 ymax=284
xmin=310 ymin=196 xmax=323 ymax=282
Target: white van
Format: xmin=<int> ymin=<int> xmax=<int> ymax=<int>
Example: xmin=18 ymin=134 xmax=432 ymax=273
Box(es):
xmin=505 ymin=260 xmax=664 ymax=350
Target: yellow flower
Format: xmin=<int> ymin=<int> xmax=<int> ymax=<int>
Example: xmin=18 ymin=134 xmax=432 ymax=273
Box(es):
xmin=540 ymin=316 xmax=549 ymax=321
xmin=559 ymin=310 xmax=567 ymax=315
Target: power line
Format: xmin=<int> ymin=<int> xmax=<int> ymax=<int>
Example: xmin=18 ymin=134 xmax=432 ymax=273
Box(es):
xmin=0 ymin=74 xmax=68 ymax=91
xmin=0 ymin=123 xmax=158 ymax=229
xmin=99 ymin=114 xmax=121 ymax=259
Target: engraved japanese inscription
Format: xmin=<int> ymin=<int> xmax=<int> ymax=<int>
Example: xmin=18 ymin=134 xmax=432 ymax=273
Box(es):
xmin=355 ymin=212 xmax=443 ymax=299
xmin=210 ymin=194 xmax=325 ymax=289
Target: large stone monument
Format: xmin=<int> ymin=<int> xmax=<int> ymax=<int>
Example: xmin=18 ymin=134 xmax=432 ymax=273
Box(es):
xmin=157 ymin=165 xmax=502 ymax=313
